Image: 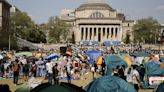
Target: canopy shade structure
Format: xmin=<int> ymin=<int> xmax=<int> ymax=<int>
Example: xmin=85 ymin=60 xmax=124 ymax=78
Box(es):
xmin=15 ymin=52 xmax=32 ymax=57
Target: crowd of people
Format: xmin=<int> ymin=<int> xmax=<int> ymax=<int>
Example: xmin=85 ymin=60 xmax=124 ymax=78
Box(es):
xmin=0 ymin=44 xmax=164 ymax=92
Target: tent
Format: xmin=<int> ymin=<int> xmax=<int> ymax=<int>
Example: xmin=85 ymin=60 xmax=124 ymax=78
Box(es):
xmin=85 ymin=50 xmax=102 ymax=64
xmin=30 ymin=82 xmax=86 ymax=92
xmin=46 ymin=54 xmax=59 ymax=60
xmin=154 ymin=82 xmax=164 ymax=92
xmin=105 ymin=54 xmax=128 ymax=75
xmin=144 ymin=61 xmax=164 ymax=76
xmin=85 ymin=75 xmax=136 ymax=92
xmin=122 ymin=54 xmax=133 ymax=66
xmin=130 ymin=52 xmax=152 ymax=57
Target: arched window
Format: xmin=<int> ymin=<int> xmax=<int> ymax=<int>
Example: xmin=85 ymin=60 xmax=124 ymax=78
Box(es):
xmin=90 ymin=11 xmax=104 ymax=18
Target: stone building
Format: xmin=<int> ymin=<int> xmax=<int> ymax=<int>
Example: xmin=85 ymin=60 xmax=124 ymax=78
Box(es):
xmin=61 ymin=0 xmax=135 ymax=45
xmin=0 ymin=0 xmax=11 ymax=33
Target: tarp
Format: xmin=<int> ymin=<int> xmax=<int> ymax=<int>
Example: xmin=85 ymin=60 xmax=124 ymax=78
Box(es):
xmin=105 ymin=54 xmax=128 ymax=75
xmin=85 ymin=75 xmax=136 ymax=92
xmin=85 ymin=50 xmax=102 ymax=64
xmin=144 ymin=61 xmax=164 ymax=76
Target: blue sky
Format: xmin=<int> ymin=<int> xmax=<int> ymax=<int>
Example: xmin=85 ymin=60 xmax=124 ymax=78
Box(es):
xmin=8 ymin=0 xmax=164 ymax=24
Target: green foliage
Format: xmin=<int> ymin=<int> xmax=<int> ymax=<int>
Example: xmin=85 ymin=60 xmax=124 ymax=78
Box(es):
xmin=133 ymin=17 xmax=160 ymax=44
xmin=10 ymin=11 xmax=46 ymax=43
xmin=46 ymin=16 xmax=72 ymax=43
xmin=0 ymin=35 xmax=18 ymax=50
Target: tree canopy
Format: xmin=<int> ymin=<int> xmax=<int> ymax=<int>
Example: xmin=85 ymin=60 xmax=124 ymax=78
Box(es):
xmin=133 ymin=17 xmax=161 ymax=44
xmin=10 ymin=11 xmax=46 ymax=43
xmin=46 ymin=16 xmax=72 ymax=43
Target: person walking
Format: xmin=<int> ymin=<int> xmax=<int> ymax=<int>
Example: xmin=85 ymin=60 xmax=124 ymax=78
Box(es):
xmin=12 ymin=59 xmax=20 ymax=86
xmin=53 ymin=64 xmax=59 ymax=85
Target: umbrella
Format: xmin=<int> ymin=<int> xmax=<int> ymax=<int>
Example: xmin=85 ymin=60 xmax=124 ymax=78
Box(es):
xmin=85 ymin=75 xmax=136 ymax=92
xmin=105 ymin=54 xmax=128 ymax=75
xmin=46 ymin=54 xmax=59 ymax=60
xmin=30 ymin=82 xmax=86 ymax=92
xmin=15 ymin=52 xmax=32 ymax=57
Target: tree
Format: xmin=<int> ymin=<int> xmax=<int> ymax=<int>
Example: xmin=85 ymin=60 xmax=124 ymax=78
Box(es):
xmin=46 ymin=16 xmax=71 ymax=43
xmin=10 ymin=11 xmax=46 ymax=43
xmin=133 ymin=17 xmax=161 ymax=44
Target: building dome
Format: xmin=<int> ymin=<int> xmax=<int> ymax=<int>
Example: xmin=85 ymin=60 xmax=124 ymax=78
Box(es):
xmin=76 ymin=2 xmax=114 ymax=11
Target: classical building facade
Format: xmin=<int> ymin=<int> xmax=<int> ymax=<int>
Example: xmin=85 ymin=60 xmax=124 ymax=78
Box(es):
xmin=0 ymin=0 xmax=11 ymax=33
xmin=60 ymin=0 xmax=135 ymax=44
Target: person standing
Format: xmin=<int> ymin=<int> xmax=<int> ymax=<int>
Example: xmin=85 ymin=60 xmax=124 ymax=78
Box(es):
xmin=46 ymin=60 xmax=53 ymax=84
xmin=53 ymin=64 xmax=59 ymax=85
xmin=101 ymin=60 xmax=106 ymax=76
xmin=31 ymin=62 xmax=37 ymax=78
xmin=0 ymin=62 xmax=4 ymax=78
xmin=132 ymin=65 xmax=140 ymax=92
xmin=12 ymin=59 xmax=20 ymax=86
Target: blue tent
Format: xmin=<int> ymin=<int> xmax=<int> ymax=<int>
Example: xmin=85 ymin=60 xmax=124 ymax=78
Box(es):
xmin=105 ymin=54 xmax=128 ymax=75
xmin=85 ymin=50 xmax=102 ymax=64
xmin=85 ymin=75 xmax=136 ymax=92
xmin=46 ymin=54 xmax=59 ymax=60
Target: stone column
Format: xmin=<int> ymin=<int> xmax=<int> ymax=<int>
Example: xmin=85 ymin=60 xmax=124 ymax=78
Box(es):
xmin=119 ymin=26 xmax=123 ymax=41
xmin=92 ymin=27 xmax=94 ymax=41
xmin=113 ymin=26 xmax=116 ymax=41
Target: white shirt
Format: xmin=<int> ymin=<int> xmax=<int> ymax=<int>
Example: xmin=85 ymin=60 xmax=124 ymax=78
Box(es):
xmin=46 ymin=62 xmax=53 ymax=73
xmin=132 ymin=69 xmax=140 ymax=84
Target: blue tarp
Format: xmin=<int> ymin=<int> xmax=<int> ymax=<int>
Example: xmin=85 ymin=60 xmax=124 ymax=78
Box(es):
xmin=105 ymin=54 xmax=128 ymax=75
xmin=111 ymin=41 xmax=121 ymax=46
xmin=85 ymin=75 xmax=136 ymax=92
xmin=144 ymin=61 xmax=164 ymax=76
xmin=85 ymin=50 xmax=102 ymax=64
